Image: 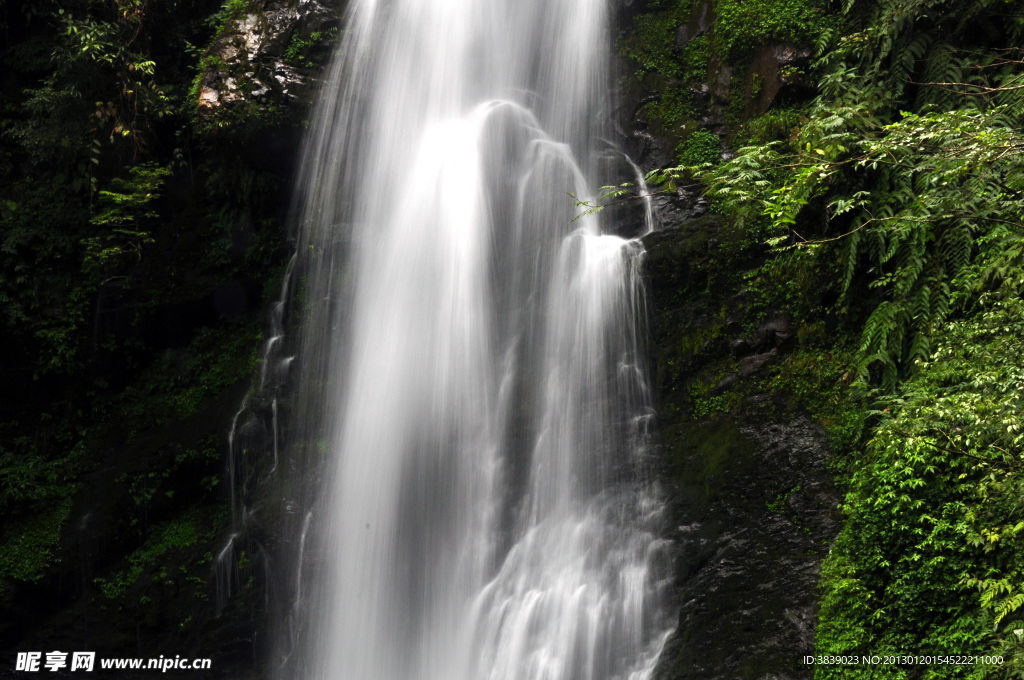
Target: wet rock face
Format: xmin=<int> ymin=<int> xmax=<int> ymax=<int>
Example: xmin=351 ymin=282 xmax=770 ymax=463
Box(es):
xmin=653 ymin=415 xmax=839 ymax=680
xmin=745 ymin=43 xmax=815 ymax=118
xmin=674 ymin=0 xmax=713 ymax=50
xmin=616 ymin=16 xmax=837 ymax=675
xmin=641 ymin=201 xmax=840 ymax=679
xmin=196 ymin=0 xmax=345 ymax=122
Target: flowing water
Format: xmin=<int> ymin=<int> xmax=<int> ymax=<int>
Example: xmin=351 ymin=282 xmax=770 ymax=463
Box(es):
xmin=280 ymin=0 xmax=675 ymax=678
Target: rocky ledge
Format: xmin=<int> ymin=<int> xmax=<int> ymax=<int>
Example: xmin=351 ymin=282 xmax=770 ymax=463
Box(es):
xmin=195 ymin=0 xmax=344 ymax=127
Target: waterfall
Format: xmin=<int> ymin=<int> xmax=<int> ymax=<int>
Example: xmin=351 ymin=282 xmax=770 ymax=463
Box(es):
xmin=278 ymin=0 xmax=675 ymax=678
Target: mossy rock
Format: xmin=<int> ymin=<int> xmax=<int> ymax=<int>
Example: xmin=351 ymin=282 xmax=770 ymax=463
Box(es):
xmin=193 ymin=0 xmax=344 ymax=135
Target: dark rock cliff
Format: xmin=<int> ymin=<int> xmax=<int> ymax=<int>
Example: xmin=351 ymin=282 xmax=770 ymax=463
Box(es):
xmin=0 ymin=2 xmax=341 ymax=677
xmin=614 ymin=1 xmax=845 ymax=674
xmin=642 ymin=213 xmax=841 ymax=680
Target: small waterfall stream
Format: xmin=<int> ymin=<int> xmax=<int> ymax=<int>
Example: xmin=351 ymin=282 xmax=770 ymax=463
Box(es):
xmin=275 ymin=0 xmax=676 ymax=678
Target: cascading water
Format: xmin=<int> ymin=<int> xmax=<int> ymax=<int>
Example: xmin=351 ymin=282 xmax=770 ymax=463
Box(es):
xmin=278 ymin=0 xmax=676 ymax=678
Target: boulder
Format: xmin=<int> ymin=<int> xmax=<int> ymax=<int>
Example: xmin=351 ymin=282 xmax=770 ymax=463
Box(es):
xmin=195 ymin=0 xmax=345 ymax=126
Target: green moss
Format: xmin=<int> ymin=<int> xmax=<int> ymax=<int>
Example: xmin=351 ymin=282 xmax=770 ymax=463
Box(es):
xmin=0 ymin=433 xmax=89 ymax=592
xmin=193 ymin=94 xmax=286 ymax=137
xmin=668 ymin=420 xmax=756 ymax=503
xmin=679 ymin=33 xmax=711 ymax=83
xmin=188 ymin=54 xmax=230 ymax=102
xmin=758 ymin=350 xmax=862 ymax=455
xmin=725 ymin=67 xmax=748 ymax=125
xmin=766 ymin=482 xmax=801 ymax=514
xmin=733 ymin=105 xmax=806 ymax=146
xmin=117 ymin=437 xmax=222 ymax=527
xmin=750 ymin=72 xmax=765 ymax=101
xmin=205 ymin=0 xmax=260 ymax=33
xmin=675 ymin=129 xmax=721 ymax=166
xmin=690 ymin=388 xmax=743 ymax=419
xmin=97 ymin=511 xmax=215 ymax=602
xmin=713 ymin=0 xmax=830 ymax=63
xmin=283 ymin=28 xmax=338 ymax=67
xmin=657 ymin=316 xmax=728 ymax=388
xmin=617 ymin=0 xmax=693 ymax=78
xmin=113 ymin=323 xmax=260 ymax=439
xmin=641 ymin=86 xmax=697 ymax=134
xmin=0 ymin=498 xmax=74 ymax=590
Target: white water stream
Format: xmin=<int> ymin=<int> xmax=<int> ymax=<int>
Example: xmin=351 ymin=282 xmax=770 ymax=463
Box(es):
xmin=283 ymin=0 xmax=675 ymax=678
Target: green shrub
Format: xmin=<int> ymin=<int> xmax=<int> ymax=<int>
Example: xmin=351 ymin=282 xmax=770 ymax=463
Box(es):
xmin=679 ymin=33 xmax=712 ymax=82
xmin=676 ymin=129 xmax=721 ymax=166
xmin=714 ymin=0 xmax=830 ymax=63
xmin=616 ymin=1 xmax=693 ymax=78
xmin=643 ymin=86 xmax=697 ymax=131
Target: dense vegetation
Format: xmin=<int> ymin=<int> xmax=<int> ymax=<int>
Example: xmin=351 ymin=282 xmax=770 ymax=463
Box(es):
xmin=619 ymin=0 xmax=1024 ymax=675
xmin=4 ymin=0 xmax=1023 ymax=675
xmin=0 ymin=0 xmax=331 ymax=656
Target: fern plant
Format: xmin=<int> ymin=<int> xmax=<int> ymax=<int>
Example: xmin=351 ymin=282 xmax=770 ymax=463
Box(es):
xmin=702 ymin=0 xmax=1024 ymax=389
